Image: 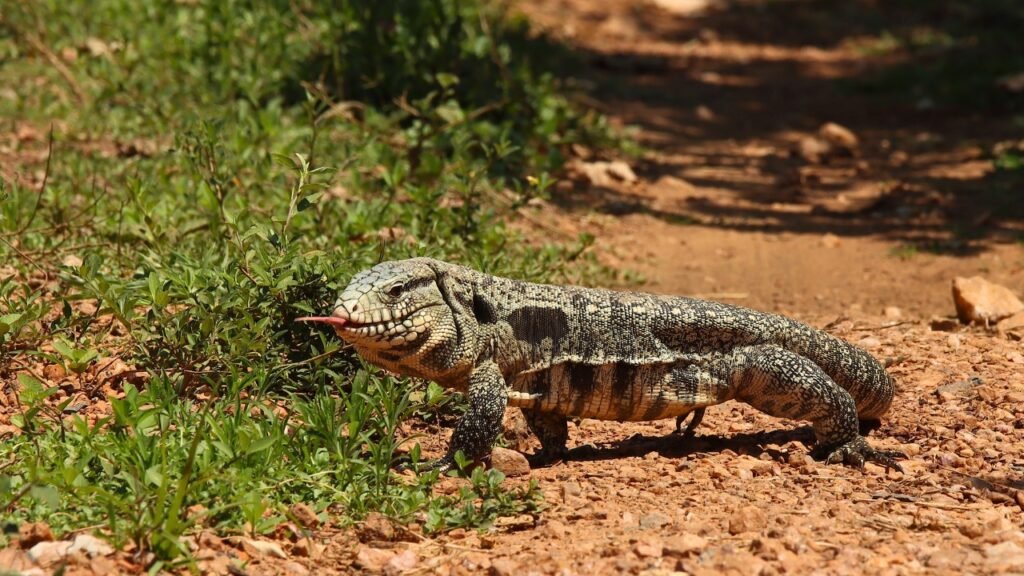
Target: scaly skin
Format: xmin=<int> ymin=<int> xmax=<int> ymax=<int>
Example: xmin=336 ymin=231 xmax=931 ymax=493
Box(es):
xmin=315 ymin=258 xmax=904 ymax=472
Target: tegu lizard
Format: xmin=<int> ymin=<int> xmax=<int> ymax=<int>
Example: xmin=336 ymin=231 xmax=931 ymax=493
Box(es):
xmin=300 ymin=258 xmax=904 ymax=472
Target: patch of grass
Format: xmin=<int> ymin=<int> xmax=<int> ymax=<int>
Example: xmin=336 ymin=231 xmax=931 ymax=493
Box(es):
xmin=0 ymin=0 xmax=620 ymax=566
xmin=842 ymin=0 xmax=1024 ymax=112
xmin=888 ymin=243 xmax=920 ymax=260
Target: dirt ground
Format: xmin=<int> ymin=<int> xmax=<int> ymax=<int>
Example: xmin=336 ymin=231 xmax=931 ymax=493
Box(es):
xmin=5 ymin=0 xmax=1024 ymax=574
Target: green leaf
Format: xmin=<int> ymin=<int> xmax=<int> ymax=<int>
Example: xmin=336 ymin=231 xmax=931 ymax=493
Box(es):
xmin=245 ymin=435 xmax=278 ymax=456
xmin=29 ymin=485 xmax=60 ymax=510
xmin=51 ymin=338 xmax=76 ymax=360
xmin=435 ymin=72 xmax=459 ymax=88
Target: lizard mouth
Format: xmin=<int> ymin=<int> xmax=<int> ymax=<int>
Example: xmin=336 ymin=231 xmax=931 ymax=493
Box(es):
xmin=297 ymin=304 xmax=439 ymax=340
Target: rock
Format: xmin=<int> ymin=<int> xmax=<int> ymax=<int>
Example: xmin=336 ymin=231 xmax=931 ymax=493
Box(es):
xmin=501 ymin=410 xmax=532 ymax=452
xmin=357 ymin=512 xmax=396 ymax=543
xmin=819 ymin=122 xmax=859 ymax=153
xmin=241 ymin=538 xmax=287 ymax=559
xmin=884 ymin=306 xmax=902 ymax=319
xmin=634 ymin=537 xmax=664 ymax=558
xmin=356 ymin=545 xmax=396 ymax=572
xmin=27 ymin=541 xmax=73 ymax=566
xmin=663 ymin=533 xmax=707 ymax=557
xmin=997 ymin=72 xmax=1024 ymax=93
xmin=490 ymin=558 xmax=520 ymax=576
xmin=68 ymin=534 xmax=114 ymax=557
xmin=929 ymin=317 xmax=960 ymax=332
xmin=0 ymin=547 xmax=35 ymax=572
xmin=543 ymin=519 xmax=567 ymax=539
xmin=728 ymin=505 xmax=767 ymax=535
xmin=18 ymin=522 xmax=54 ymax=548
xmin=798 ymin=136 xmax=832 ymax=164
xmin=289 ymin=503 xmax=319 ymax=528
xmin=488 ymin=447 xmax=530 ymax=477
xmin=997 ymin=311 xmax=1024 ymax=340
xmin=570 ymin=159 xmax=638 ymax=188
xmin=984 ymin=541 xmax=1024 ymax=572
xmin=820 ymin=233 xmax=841 ymax=248
xmin=952 ymin=276 xmax=1024 ymax=325
xmin=639 ymin=512 xmax=672 ymax=529
xmin=386 ymin=550 xmax=419 ymax=575
xmin=42 ymin=364 xmax=66 ymax=381
xmin=560 ymin=481 xmax=583 ymax=503
xmin=283 ymin=561 xmax=311 ymax=576
xmin=606 ymin=160 xmax=638 ymax=183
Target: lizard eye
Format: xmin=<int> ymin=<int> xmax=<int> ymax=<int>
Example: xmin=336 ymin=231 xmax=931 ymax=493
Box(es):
xmin=386 ymin=282 xmax=404 ymax=298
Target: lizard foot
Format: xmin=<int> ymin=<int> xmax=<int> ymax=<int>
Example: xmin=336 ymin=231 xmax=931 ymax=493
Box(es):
xmin=673 ymin=408 xmax=705 ymax=438
xmin=526 ymin=448 xmax=567 ymax=468
xmin=813 ymin=436 xmax=906 ymax=472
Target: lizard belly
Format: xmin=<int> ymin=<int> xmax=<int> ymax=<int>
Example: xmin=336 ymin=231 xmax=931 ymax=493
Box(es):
xmin=509 ymin=360 xmax=724 ymax=422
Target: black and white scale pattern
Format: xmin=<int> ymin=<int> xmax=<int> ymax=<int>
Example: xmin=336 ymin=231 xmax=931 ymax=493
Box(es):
xmin=327 ymin=258 xmax=904 ymax=472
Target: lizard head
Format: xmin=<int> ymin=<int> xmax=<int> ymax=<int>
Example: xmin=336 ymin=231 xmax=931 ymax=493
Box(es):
xmin=300 ymin=258 xmax=472 ymax=381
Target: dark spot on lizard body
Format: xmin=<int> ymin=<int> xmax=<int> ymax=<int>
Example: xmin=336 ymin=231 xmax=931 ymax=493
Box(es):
xmin=506 ymin=306 xmax=569 ymax=348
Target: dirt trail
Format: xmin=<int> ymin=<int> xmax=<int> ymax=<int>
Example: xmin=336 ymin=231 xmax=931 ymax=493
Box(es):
xmin=519 ymin=0 xmax=1024 ymax=319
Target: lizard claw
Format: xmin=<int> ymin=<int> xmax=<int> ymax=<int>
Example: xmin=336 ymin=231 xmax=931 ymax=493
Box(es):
xmin=814 ymin=436 xmax=906 ymax=473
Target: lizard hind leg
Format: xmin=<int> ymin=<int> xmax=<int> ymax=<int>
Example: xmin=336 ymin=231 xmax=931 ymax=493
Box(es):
xmin=674 ymin=408 xmax=705 ymax=437
xmin=728 ymin=345 xmax=905 ymax=471
xmin=523 ymin=410 xmax=569 ymax=467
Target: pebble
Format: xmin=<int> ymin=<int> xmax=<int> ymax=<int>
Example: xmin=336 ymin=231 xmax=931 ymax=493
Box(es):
xmin=489 ymin=447 xmax=531 ymax=477
xmin=952 ymin=276 xmax=1024 ymax=325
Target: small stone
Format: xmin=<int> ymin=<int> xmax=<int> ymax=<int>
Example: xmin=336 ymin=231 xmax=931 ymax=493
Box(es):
xmin=241 ymin=538 xmax=287 ymax=559
xmin=663 ymin=533 xmax=707 ymax=557
xmin=818 ymin=122 xmax=859 ymax=153
xmin=728 ymin=505 xmax=767 ymax=535
xmin=490 ymin=558 xmax=519 ymax=576
xmin=27 ymin=541 xmax=73 ymax=566
xmin=798 ymin=136 xmax=832 ymax=164
xmin=68 ymin=534 xmax=114 ymax=557
xmin=42 ymin=364 xmax=66 ymax=381
xmin=0 ymin=547 xmax=35 ymax=572
xmin=607 ymin=160 xmax=638 ymax=183
xmin=884 ymin=306 xmax=902 ymax=319
xmin=61 ymin=254 xmax=83 ymax=268
xmin=820 ymin=233 xmax=841 ymax=248
xmin=18 ymin=522 xmax=53 ymax=548
xmin=289 ymin=503 xmax=319 ymax=528
xmin=292 ymin=537 xmax=322 ymax=559
xmin=386 ymin=550 xmax=418 ymax=574
xmin=283 ymin=561 xmax=311 ymax=576
xmin=356 ymin=545 xmax=396 ymax=571
xmin=488 ymin=447 xmax=530 ymax=477
xmin=952 ymin=276 xmax=1024 ymax=325
xmin=543 ymin=519 xmax=566 ymax=539
xmin=857 ymin=336 xmax=881 ymax=349
xmin=929 ymin=317 xmax=960 ymax=331
xmin=639 ymin=512 xmax=671 ymax=529
xmin=560 ymin=481 xmax=583 ymax=502
xmin=634 ymin=538 xmax=664 ymax=558
xmin=357 ymin=512 xmax=396 ymax=542
xmin=984 ymin=541 xmax=1024 ymax=572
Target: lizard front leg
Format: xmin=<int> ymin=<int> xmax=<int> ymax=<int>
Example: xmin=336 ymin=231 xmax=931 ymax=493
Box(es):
xmin=425 ymin=360 xmax=508 ymax=474
xmin=728 ymin=345 xmax=905 ymax=471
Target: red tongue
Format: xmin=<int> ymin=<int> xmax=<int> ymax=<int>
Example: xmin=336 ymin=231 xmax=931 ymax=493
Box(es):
xmin=296 ymin=316 xmax=348 ymax=328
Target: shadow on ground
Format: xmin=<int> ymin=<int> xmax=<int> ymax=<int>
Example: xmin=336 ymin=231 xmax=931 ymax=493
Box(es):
xmin=537 ymin=0 xmax=1024 ymax=253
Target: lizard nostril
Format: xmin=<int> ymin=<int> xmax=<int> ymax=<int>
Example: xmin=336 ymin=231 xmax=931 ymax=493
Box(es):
xmin=350 ymin=303 xmax=359 ymax=313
